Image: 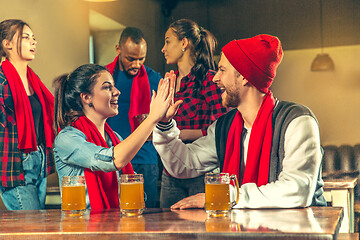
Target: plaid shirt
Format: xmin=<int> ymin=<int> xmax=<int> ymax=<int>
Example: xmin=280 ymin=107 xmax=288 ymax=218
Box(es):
xmin=0 ymin=66 xmax=55 ymax=188
xmin=174 ymin=69 xmax=229 ymax=135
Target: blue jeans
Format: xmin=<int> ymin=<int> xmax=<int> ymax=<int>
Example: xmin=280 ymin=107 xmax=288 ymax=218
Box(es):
xmin=160 ymin=171 xmax=205 ymax=208
xmin=0 ymin=146 xmax=47 ymax=210
xmin=132 ymin=163 xmax=159 ymax=208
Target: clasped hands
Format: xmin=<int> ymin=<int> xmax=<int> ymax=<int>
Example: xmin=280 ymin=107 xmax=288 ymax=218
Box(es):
xmin=148 ymin=70 xmax=183 ymax=124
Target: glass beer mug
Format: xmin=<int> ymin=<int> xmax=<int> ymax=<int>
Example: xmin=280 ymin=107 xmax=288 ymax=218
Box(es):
xmin=119 ymin=174 xmax=145 ymax=216
xmin=205 ymin=172 xmax=239 ymax=217
xmin=61 ymin=176 xmax=86 ymax=215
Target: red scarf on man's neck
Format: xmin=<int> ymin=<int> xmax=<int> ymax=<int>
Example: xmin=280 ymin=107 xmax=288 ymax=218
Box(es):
xmin=106 ymin=55 xmax=151 ymax=132
xmin=223 ymin=92 xmax=275 ymax=187
xmin=72 ymin=116 xmax=134 ymax=210
xmin=1 ymin=59 xmax=54 ymax=153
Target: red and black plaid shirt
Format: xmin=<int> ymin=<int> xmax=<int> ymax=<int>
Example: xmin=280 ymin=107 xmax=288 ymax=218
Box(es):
xmin=173 ymin=69 xmax=229 ymax=135
xmin=0 ymin=66 xmax=54 ymax=188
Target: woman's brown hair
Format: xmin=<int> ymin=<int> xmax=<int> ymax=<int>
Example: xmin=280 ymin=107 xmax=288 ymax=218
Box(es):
xmin=0 ymin=19 xmax=30 ymax=58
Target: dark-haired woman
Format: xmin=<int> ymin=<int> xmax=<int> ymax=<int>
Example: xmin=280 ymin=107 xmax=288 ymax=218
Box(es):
xmin=160 ymin=19 xmax=228 ymax=208
xmin=0 ymin=19 xmax=55 ymax=210
xmin=53 ymin=64 xmax=178 ymax=210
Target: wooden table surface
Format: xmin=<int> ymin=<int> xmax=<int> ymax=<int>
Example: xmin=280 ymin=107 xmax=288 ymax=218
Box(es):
xmin=323 ymin=177 xmax=358 ymax=189
xmin=0 ymin=207 xmax=343 ymax=240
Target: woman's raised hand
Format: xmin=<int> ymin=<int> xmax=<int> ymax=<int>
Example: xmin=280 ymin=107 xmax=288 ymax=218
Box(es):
xmin=161 ymin=71 xmax=183 ymax=122
xmin=148 ymin=70 xmax=182 ymax=123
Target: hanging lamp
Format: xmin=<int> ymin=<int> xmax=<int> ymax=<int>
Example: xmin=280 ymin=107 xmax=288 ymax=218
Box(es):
xmin=311 ymin=0 xmax=335 ymax=71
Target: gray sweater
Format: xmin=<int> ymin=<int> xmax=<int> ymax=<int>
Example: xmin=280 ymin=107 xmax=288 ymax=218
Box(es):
xmin=153 ymin=101 xmax=325 ymax=208
xmin=215 ymin=102 xmax=326 ymax=207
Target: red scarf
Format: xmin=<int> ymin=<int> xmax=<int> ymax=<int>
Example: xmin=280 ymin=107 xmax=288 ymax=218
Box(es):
xmin=106 ymin=55 xmax=151 ymax=132
xmin=223 ymin=92 xmax=275 ymax=187
xmin=1 ymin=59 xmax=54 ymax=153
xmin=72 ymin=116 xmax=134 ymax=209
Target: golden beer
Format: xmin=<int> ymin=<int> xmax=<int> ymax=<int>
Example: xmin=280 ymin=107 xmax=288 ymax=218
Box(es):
xmin=205 ymin=183 xmax=231 ymax=211
xmin=120 ymin=182 xmax=145 ymax=210
xmin=119 ymin=174 xmax=145 ymax=216
xmin=61 ymin=185 xmax=86 ymax=211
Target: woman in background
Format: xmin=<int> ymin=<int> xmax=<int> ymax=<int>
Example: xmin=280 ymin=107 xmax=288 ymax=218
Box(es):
xmin=53 ymin=64 xmax=178 ymax=209
xmin=0 ymin=19 xmax=55 ymax=210
xmin=160 ymin=18 xmax=228 ymax=208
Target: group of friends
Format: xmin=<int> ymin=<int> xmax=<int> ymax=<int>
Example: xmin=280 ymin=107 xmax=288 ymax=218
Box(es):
xmin=0 ymin=18 xmax=326 ymax=211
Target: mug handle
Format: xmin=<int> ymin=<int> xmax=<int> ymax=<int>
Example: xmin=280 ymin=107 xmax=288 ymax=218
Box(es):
xmin=230 ymin=174 xmax=240 ymax=207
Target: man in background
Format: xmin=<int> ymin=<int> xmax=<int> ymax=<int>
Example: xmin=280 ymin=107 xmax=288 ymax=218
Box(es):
xmin=106 ymin=27 xmax=161 ymax=208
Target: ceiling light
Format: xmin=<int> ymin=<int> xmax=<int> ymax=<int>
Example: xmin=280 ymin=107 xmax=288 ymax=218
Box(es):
xmin=311 ymin=0 xmax=335 ymax=71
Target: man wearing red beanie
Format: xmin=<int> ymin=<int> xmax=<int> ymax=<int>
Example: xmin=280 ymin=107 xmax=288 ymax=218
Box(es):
xmin=153 ymin=34 xmax=326 ymax=208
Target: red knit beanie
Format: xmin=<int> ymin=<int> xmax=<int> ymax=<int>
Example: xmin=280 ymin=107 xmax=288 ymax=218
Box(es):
xmin=222 ymin=34 xmax=283 ymax=93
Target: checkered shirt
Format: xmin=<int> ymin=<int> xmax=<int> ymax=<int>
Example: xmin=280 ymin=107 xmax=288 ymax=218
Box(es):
xmin=173 ymin=70 xmax=229 ymax=135
xmin=0 ymin=66 xmax=55 ymax=188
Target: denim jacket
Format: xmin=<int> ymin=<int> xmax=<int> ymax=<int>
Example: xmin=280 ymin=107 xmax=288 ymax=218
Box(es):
xmin=54 ymin=126 xmax=120 ymax=208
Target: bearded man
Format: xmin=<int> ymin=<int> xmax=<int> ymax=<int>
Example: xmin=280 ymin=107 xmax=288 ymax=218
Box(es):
xmin=153 ymin=34 xmax=326 ymax=209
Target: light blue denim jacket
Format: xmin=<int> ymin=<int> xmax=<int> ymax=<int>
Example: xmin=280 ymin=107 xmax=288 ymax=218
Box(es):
xmin=53 ymin=126 xmax=121 ymax=209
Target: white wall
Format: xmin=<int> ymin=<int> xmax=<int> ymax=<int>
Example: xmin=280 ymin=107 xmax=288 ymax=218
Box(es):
xmin=92 ymin=30 xmax=124 ymax=66
xmin=0 ymin=0 xmax=90 ymax=90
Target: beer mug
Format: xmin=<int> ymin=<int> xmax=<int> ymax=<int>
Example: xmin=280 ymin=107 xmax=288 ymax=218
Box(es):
xmin=205 ymin=172 xmax=239 ymax=217
xmin=61 ymin=176 xmax=86 ymax=215
xmin=119 ymin=174 xmax=145 ymax=216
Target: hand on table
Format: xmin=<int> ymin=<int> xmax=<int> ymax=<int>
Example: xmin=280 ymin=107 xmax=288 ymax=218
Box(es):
xmin=170 ymin=193 xmax=205 ymax=210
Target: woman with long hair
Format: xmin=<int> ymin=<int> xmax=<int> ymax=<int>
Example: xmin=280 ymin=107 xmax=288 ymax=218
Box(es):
xmin=160 ymin=19 xmax=228 ymax=208
xmin=53 ymin=64 xmax=178 ymax=209
xmin=0 ymin=19 xmax=55 ymax=210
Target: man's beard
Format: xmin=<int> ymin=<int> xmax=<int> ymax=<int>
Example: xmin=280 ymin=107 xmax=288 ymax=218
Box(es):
xmin=120 ymin=60 xmax=139 ymax=78
xmin=223 ymin=89 xmax=240 ymax=108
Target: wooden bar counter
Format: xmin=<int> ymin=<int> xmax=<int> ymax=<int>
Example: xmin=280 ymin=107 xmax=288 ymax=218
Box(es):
xmin=0 ymin=207 xmax=343 ymax=240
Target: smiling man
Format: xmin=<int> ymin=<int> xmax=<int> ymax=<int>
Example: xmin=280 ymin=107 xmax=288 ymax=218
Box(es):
xmin=153 ymin=34 xmax=326 ymax=209
xmin=106 ymin=27 xmax=161 ymax=208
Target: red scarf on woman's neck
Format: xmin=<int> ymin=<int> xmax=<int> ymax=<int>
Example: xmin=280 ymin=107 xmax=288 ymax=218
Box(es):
xmin=1 ymin=59 xmax=54 ymax=153
xmin=72 ymin=116 xmax=134 ymax=209
xmin=106 ymin=55 xmax=151 ymax=132
xmin=222 ymin=92 xmax=275 ymax=186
